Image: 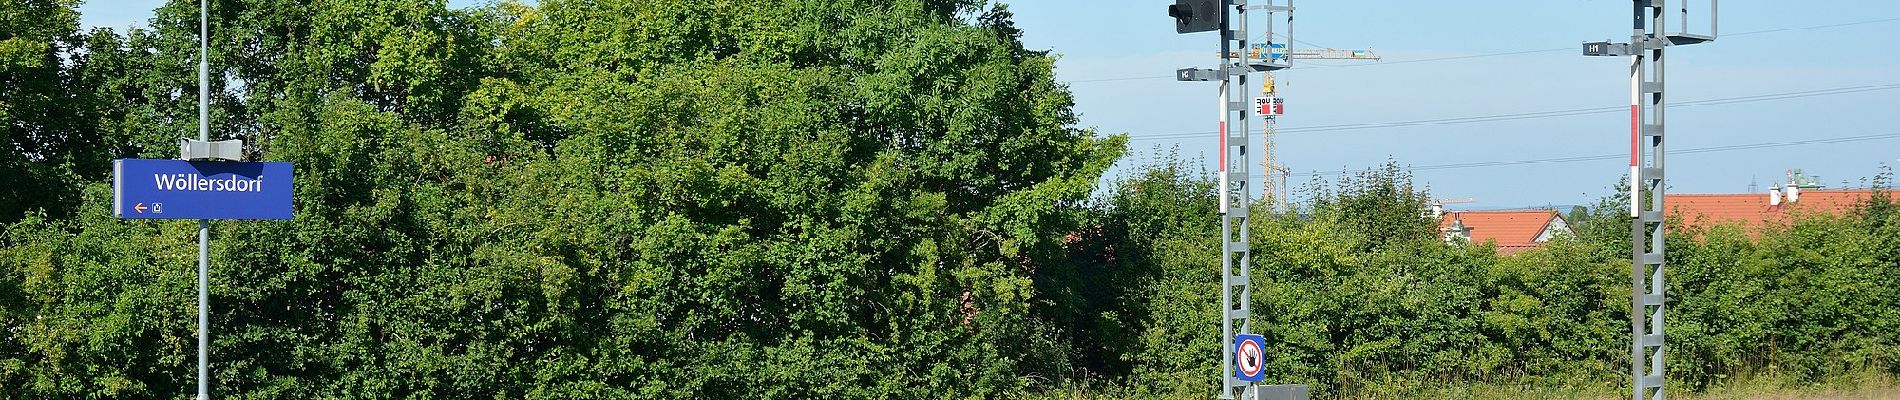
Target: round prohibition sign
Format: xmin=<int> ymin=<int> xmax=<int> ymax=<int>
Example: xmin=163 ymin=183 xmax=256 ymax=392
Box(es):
xmin=1235 ymin=336 xmax=1265 ymax=379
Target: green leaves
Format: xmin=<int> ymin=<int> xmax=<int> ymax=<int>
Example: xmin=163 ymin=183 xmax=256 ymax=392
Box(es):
xmin=1075 ymin=160 xmax=1900 ymax=397
xmin=7 ymin=0 xmax=1120 ymax=397
xmin=7 ymin=0 xmax=1900 ymax=398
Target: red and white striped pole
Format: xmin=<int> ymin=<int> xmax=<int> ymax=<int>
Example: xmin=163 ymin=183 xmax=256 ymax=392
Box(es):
xmin=1219 ymin=75 xmax=1231 ymax=212
xmin=1629 ymin=52 xmax=1641 ymax=218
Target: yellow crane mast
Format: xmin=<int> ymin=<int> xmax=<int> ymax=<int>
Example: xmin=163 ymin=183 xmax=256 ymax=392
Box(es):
xmin=1223 ymin=43 xmax=1380 ymax=209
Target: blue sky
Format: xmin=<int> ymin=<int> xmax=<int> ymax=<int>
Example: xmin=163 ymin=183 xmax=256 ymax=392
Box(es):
xmin=81 ymin=1 xmax=1900 ymax=210
xmin=1005 ymin=0 xmax=1900 ymax=209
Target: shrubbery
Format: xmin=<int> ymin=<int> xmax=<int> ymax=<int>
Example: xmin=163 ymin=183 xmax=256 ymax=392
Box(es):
xmin=3 ymin=0 xmax=1897 ymax=398
xmin=1079 ymin=160 xmax=1900 ymax=398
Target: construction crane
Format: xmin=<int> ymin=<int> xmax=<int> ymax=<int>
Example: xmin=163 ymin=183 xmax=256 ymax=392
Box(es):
xmin=1223 ymin=41 xmax=1380 ymax=209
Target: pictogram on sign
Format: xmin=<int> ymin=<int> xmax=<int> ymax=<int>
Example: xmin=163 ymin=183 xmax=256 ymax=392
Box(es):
xmin=1234 ymin=333 xmax=1267 ymax=382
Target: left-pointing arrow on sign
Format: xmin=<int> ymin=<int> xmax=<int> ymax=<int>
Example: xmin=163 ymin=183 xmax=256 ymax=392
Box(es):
xmin=134 ymin=203 xmax=148 ymax=213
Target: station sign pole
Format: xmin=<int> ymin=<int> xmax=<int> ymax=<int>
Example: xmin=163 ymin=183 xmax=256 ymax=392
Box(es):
xmin=106 ymin=1 xmax=296 ymax=397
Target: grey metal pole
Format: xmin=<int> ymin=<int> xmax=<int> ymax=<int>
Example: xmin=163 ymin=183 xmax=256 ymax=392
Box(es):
xmin=197 ymin=221 xmax=208 ymax=400
xmin=1633 ymin=4 xmax=1650 ymax=400
xmin=199 ymin=0 xmax=208 ymax=144
xmin=197 ymin=0 xmax=210 ymax=396
xmin=1582 ymin=3 xmax=1708 ymax=400
xmin=1647 ymin=6 xmax=1669 ymax=400
xmin=1628 ymin=4 xmax=1652 ymax=399
xmin=1235 ymin=0 xmax=1251 ymax=344
xmin=1217 ymin=1 xmax=1234 ymax=395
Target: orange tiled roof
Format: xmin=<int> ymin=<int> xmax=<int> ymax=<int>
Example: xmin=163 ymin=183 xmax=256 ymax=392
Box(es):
xmin=1440 ymin=210 xmax=1564 ymax=253
xmin=1666 ymin=189 xmax=1894 ymax=231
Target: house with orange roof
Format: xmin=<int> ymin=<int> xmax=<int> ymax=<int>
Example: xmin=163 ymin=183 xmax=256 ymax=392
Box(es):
xmin=1666 ymin=187 xmax=1895 ymax=232
xmin=1437 ymin=209 xmax=1573 ymax=255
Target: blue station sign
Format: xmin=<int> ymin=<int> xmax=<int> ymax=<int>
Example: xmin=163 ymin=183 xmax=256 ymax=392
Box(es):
xmin=113 ymin=159 xmax=294 ymax=220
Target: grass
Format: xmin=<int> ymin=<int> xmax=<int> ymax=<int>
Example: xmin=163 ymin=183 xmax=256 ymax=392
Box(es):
xmin=1677 ymin=370 xmax=1900 ymax=400
xmin=1025 ymin=370 xmax=1900 ymax=399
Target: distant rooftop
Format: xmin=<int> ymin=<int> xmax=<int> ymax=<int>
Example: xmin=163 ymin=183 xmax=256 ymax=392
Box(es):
xmin=1439 ymin=209 xmax=1569 ymax=255
xmin=1668 ymin=189 xmax=1896 ymax=232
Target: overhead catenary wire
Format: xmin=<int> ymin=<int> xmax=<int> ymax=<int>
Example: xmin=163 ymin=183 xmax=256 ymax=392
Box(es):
xmin=1061 ymin=47 xmax=1565 ymax=83
xmin=1063 ymin=16 xmax=1900 ymax=84
xmin=1126 ymin=82 xmax=1900 ymax=141
xmin=1263 ymin=131 xmax=1900 ymax=179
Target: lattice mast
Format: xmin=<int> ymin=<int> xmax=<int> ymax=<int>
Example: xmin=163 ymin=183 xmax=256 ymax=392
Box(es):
xmin=1582 ymin=1 xmax=1715 ymax=399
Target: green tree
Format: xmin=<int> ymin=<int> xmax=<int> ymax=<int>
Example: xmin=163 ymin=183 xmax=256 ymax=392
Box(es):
xmin=1081 ymin=153 xmax=1221 ymax=397
xmin=4 ymin=0 xmax=1124 ymax=398
xmin=0 ymin=0 xmax=97 ymax=221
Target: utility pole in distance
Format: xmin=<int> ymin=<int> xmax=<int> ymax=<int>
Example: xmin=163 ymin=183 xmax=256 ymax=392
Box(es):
xmin=1170 ymin=1 xmax=1306 ymax=399
xmin=1582 ymin=1 xmax=1715 ymax=400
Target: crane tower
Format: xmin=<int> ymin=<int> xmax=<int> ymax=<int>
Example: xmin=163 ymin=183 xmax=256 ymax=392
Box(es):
xmin=1229 ymin=42 xmax=1381 ymax=208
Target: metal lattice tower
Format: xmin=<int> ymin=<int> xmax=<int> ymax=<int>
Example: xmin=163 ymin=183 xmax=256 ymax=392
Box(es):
xmin=1583 ymin=1 xmax=1714 ymax=399
xmin=1263 ymin=114 xmax=1288 ymax=210
xmin=1215 ymin=2 xmax=1266 ymax=397
xmin=1217 ymin=1 xmax=1287 ymax=399
xmin=1175 ymin=1 xmax=1309 ymax=398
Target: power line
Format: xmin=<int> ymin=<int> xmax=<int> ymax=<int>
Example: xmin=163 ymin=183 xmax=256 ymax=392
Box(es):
xmin=1063 ymin=49 xmax=1565 ymax=84
xmin=1064 ymin=47 xmax=1567 ymax=83
xmin=1067 ymin=75 xmax=1172 ymax=83
xmin=1723 ymin=16 xmax=1900 ymax=36
xmin=1126 ymin=82 xmax=1900 ymax=141
xmin=1313 ymin=48 xmax=1568 ymax=68
xmin=1266 ymin=131 xmax=1900 ymax=178
xmin=1064 ymin=16 xmax=1900 ymax=84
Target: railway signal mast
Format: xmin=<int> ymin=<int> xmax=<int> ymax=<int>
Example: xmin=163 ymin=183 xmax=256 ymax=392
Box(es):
xmin=1581 ymin=1 xmax=1716 ymax=399
xmin=1169 ymin=1 xmax=1307 ymax=399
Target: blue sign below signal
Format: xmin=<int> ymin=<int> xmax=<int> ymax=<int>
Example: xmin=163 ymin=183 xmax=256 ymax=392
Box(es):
xmin=1235 ymin=333 xmax=1267 ymax=382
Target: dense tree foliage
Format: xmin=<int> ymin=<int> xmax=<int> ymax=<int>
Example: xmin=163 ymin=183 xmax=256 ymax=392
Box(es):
xmin=4 ymin=0 xmax=1120 ymax=397
xmin=4 ymin=1 xmax=1899 ymax=398
xmin=1080 ymin=162 xmax=1900 ymax=398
